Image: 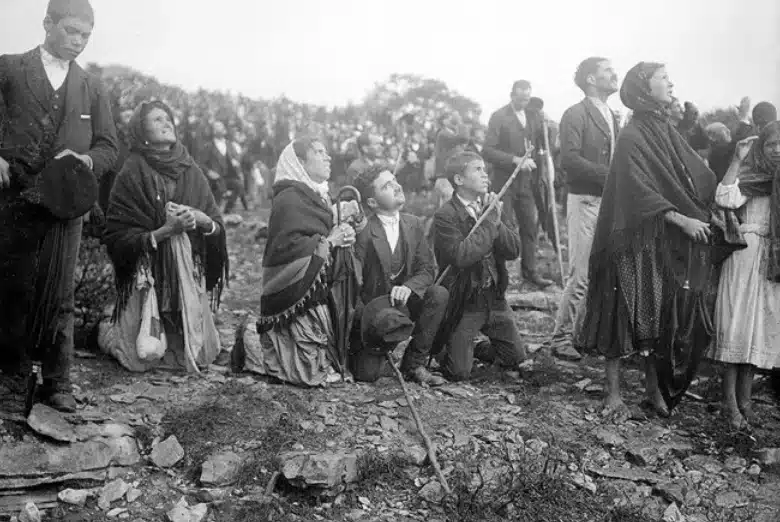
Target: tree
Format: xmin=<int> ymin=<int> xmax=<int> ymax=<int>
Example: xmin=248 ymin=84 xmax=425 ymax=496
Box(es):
xmin=362 ymin=73 xmax=482 ymax=127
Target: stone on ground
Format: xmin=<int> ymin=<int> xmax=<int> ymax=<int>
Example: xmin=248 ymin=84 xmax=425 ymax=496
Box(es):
xmin=98 ymin=478 xmax=130 ymax=510
xmin=17 ymin=502 xmax=41 ymax=522
xmin=166 ymin=497 xmax=208 ymax=522
xmin=200 ymin=450 xmax=244 ymax=486
xmin=151 ymin=436 xmax=185 ymax=468
xmin=57 ymin=488 xmax=90 ymax=507
xmin=418 ymin=481 xmax=445 ymax=503
xmin=662 ymin=502 xmax=685 ymax=522
xmin=280 ymin=451 xmax=358 ymax=492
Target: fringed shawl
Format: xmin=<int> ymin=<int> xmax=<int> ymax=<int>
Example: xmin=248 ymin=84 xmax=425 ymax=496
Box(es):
xmin=103 ymin=153 xmax=228 ymax=319
xmin=257 ymin=180 xmax=333 ymax=331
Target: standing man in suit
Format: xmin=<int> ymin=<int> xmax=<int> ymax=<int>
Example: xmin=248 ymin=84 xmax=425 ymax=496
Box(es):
xmin=549 ymin=57 xmax=619 ymax=360
xmin=0 ymin=0 xmax=118 ymax=413
xmin=432 ymin=112 xmax=471 ymax=207
xmin=200 ymin=120 xmax=246 ymax=212
xmin=483 ymin=80 xmax=552 ymax=288
xmin=351 ymin=165 xmax=449 ymax=386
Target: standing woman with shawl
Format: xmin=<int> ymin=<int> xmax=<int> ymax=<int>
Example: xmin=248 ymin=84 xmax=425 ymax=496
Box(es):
xmin=582 ymin=63 xmax=718 ymax=421
xmin=711 ymin=123 xmax=780 ymax=429
xmin=256 ymin=138 xmax=356 ymax=387
xmin=102 ymin=101 xmax=228 ymax=372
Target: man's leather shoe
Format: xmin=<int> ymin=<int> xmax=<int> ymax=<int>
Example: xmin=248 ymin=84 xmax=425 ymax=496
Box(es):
xmin=42 ymin=392 xmax=77 ymax=413
xmin=406 ymin=366 xmax=447 ymax=387
xmin=524 ymin=273 xmax=553 ymax=289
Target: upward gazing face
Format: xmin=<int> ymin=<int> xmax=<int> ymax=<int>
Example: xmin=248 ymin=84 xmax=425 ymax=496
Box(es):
xmin=648 ymin=67 xmax=674 ymax=105
xmin=455 ymin=159 xmax=490 ymax=197
xmin=144 ymin=107 xmax=176 ymax=147
xmin=304 ymin=141 xmax=331 ymax=183
xmin=592 ymin=60 xmax=619 ymax=95
xmin=369 ymin=170 xmax=405 ymax=212
xmin=763 ymin=131 xmax=780 ymax=166
xmin=43 ymin=15 xmax=92 ymax=61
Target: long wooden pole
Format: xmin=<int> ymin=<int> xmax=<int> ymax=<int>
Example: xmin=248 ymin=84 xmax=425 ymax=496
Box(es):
xmin=386 ymin=353 xmax=451 ymax=495
xmin=433 ymin=146 xmax=534 ymax=286
xmin=542 ymin=120 xmax=565 ymax=284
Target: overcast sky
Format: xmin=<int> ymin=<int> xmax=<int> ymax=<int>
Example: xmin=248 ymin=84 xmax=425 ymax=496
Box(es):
xmin=2 ymin=0 xmax=779 ymax=121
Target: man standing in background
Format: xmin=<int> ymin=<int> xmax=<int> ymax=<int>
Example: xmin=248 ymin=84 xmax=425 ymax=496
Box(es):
xmin=550 ymin=57 xmax=619 ymax=360
xmin=432 ymin=112 xmax=470 ymax=207
xmin=345 ymin=132 xmax=383 ymax=187
xmin=0 ymin=0 xmax=118 ymax=413
xmin=483 ymin=80 xmax=551 ymax=288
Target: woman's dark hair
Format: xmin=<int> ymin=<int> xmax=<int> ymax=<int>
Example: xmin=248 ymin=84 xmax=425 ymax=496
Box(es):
xmin=574 ymin=57 xmax=608 ymax=92
xmin=292 ymin=137 xmax=319 ymax=162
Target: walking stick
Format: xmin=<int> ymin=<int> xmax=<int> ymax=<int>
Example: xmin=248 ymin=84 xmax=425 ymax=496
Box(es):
xmin=542 ymin=120 xmax=565 ymax=284
xmin=433 ymin=143 xmax=535 ymax=286
xmin=386 ymin=352 xmax=452 ymax=495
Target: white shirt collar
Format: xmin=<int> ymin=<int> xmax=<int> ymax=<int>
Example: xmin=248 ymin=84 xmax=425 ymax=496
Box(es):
xmin=377 ymin=211 xmax=400 ymax=226
xmin=40 ymin=45 xmax=71 ymax=71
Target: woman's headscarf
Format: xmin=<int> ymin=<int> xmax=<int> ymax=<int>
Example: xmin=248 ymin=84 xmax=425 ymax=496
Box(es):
xmin=274 ymin=142 xmax=331 ymax=203
xmin=128 ymin=100 xmax=196 ymax=181
xmin=620 ymin=62 xmax=670 ymax=119
xmin=737 ymin=121 xmax=780 ymax=281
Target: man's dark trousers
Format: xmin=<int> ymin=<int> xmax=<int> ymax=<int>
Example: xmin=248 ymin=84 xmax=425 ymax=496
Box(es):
xmin=350 ymin=286 xmax=448 ymax=382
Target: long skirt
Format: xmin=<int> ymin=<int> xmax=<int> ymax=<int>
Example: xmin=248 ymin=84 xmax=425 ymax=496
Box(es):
xmin=258 ymin=304 xmax=341 ymax=387
xmin=100 ymin=234 xmax=220 ymax=372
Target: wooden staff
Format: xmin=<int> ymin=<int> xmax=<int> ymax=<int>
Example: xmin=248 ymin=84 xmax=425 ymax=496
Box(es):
xmin=542 ymin=119 xmax=565 ymax=284
xmin=433 ymin=144 xmax=535 ymax=286
xmin=386 ymin=353 xmax=452 ymax=495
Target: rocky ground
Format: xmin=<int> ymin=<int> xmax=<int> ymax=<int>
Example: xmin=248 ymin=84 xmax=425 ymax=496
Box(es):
xmin=2 ymin=204 xmax=780 ymax=522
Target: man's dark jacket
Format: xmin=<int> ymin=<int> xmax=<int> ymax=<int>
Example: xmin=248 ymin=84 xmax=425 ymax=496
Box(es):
xmin=432 ymin=196 xmax=520 ymax=299
xmin=355 ymin=213 xmax=436 ymax=304
xmin=559 ymin=98 xmax=621 ymax=197
xmin=482 ymin=104 xmax=544 ymax=196
xmin=0 ymin=48 xmax=118 ymax=179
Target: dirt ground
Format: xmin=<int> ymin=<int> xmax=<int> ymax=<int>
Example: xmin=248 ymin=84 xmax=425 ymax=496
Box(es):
xmin=8 ymin=203 xmax=780 ymax=522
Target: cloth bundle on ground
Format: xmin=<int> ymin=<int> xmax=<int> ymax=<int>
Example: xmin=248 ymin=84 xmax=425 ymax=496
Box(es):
xmin=581 ymin=62 xmax=719 ymax=409
xmin=360 ymin=295 xmax=415 ymax=354
xmin=102 ymin=101 xmax=228 ymax=372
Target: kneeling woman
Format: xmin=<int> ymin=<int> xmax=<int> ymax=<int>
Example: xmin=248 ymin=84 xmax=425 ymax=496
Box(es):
xmin=256 ymin=138 xmax=356 ymax=387
xmin=103 ymin=101 xmax=228 ymax=372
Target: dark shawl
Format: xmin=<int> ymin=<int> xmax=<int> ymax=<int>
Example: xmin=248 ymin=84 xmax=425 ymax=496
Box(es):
xmin=735 ymin=121 xmax=780 ymax=282
xmin=583 ymin=62 xmax=717 ymax=353
xmin=257 ymin=180 xmax=333 ymax=330
xmin=103 ymin=101 xmax=228 ymax=319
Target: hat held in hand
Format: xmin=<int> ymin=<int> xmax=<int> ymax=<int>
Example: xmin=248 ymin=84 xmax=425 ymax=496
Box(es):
xmin=360 ymin=295 xmax=414 ymax=355
xmin=21 ymin=154 xmax=98 ymax=220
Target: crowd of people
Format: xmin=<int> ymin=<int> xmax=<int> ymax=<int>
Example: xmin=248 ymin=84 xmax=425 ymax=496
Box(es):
xmin=1 ymin=0 xmax=778 ymax=439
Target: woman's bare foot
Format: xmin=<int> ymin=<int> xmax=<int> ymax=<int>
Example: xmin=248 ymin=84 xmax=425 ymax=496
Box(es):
xmin=739 ymin=403 xmax=759 ymax=426
xmin=723 ymin=404 xmax=748 ymax=430
xmin=642 ymin=392 xmax=671 ymax=418
xmin=601 ymin=396 xmax=631 ymax=424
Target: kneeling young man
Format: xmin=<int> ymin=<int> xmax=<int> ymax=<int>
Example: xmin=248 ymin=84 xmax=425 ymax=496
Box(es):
xmin=351 ymin=166 xmax=449 ymax=386
xmin=433 ymin=151 xmax=527 ymax=380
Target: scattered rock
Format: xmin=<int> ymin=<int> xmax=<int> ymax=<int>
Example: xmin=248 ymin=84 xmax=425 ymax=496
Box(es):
xmin=396 ymin=444 xmax=427 ymax=467
xmin=573 ymin=378 xmax=592 ymax=391
xmin=626 ymin=445 xmax=658 ymax=468
xmin=98 ymin=478 xmax=130 ymax=510
xmin=594 ymin=429 xmax=625 ymax=447
xmin=126 ymin=488 xmax=142 ymax=503
xmin=200 ymin=451 xmax=244 ymax=486
xmin=714 ymin=491 xmax=748 ymax=509
xmin=280 ymin=451 xmax=358 ymax=492
xmin=757 ymin=448 xmax=780 ymax=466
xmin=747 ymin=464 xmax=761 ymax=476
xmin=419 ymin=481 xmax=445 ymax=503
xmin=588 ymin=466 xmax=664 ymax=484
xmin=151 ymin=436 xmax=185 ymax=468
xmin=379 ymin=416 xmax=399 ymax=433
xmin=655 ymin=482 xmax=685 ymax=505
xmin=26 ymin=404 xmax=79 ymax=442
xmin=662 ymin=502 xmax=684 ymax=522
xmin=18 ymin=503 xmax=41 ymax=522
xmin=58 ymin=488 xmax=90 ymax=507
xmin=167 ymin=497 xmax=208 ymax=522
xmin=724 ymin=456 xmax=747 ymax=472
xmin=346 ymin=508 xmax=367 ymax=521
xmin=684 ymin=455 xmax=722 ymax=474
xmin=525 ymin=439 xmax=549 ymax=456
xmin=107 ymin=507 xmax=127 ymax=518
xmin=570 ymin=472 xmax=597 ymax=493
